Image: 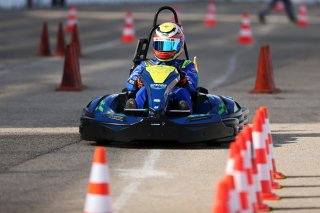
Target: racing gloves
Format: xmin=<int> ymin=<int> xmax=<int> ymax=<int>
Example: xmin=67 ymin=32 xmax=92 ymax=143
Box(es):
xmin=177 ymin=71 xmax=188 ymax=87
xmin=134 ymin=77 xmax=144 ymax=89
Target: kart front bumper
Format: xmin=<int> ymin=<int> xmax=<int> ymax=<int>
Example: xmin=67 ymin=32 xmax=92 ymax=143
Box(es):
xmin=79 ymin=116 xmax=236 ymax=143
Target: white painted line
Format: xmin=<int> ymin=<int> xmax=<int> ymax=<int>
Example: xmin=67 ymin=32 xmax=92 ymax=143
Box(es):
xmin=113 ymin=150 xmax=163 ymax=212
xmin=207 ymin=24 xmax=277 ymax=90
xmin=207 ymin=52 xmax=238 ymax=90
xmin=0 ymin=127 xmax=78 ymax=135
xmin=207 ymin=45 xmax=254 ymax=90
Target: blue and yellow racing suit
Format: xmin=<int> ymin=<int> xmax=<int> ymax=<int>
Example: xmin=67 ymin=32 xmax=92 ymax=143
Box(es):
xmin=126 ymin=58 xmax=198 ymax=112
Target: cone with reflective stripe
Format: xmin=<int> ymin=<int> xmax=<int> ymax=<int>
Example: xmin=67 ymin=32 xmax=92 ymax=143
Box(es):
xmin=243 ymin=126 xmax=270 ymax=212
xmin=56 ymin=44 xmax=85 ymax=91
xmin=38 ymin=22 xmax=51 ymax=56
xmin=55 ymin=22 xmax=66 ymax=57
xmin=121 ymin=12 xmax=136 ymax=43
xmin=212 ymin=178 xmax=230 ymax=213
xmin=258 ymin=109 xmax=281 ymax=190
xmin=260 ymin=107 xmax=286 ymax=179
xmin=252 ymin=111 xmax=280 ymax=201
xmin=273 ymin=1 xmax=284 ymax=13
xmin=250 ymin=45 xmax=280 ymax=94
xmin=84 ymin=147 xmax=112 ymax=213
xmin=297 ymin=2 xmax=308 ymax=28
xmin=238 ymin=12 xmax=253 ymax=44
xmin=225 ymin=142 xmax=241 ymax=213
xmin=66 ymin=5 xmax=78 ymax=32
xmin=204 ymin=1 xmax=217 ymax=27
xmin=236 ymin=133 xmax=258 ymax=212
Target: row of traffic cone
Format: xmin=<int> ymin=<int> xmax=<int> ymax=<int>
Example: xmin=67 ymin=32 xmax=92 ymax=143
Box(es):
xmin=56 ymin=22 xmax=84 ymax=91
xmin=272 ymin=1 xmax=308 ymax=27
xmin=204 ymin=1 xmax=309 ymax=45
xmin=66 ymin=4 xmax=136 ymax=43
xmin=37 ymin=21 xmax=84 ymax=91
xmin=213 ymin=107 xmax=286 ymax=212
xmin=64 ymin=2 xmax=308 ymax=47
xmin=38 ymin=22 xmax=82 ymax=57
xmin=38 ymin=22 xmax=63 ymax=57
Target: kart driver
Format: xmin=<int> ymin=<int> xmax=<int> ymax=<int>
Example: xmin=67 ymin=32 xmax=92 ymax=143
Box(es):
xmin=125 ymin=22 xmax=198 ymax=113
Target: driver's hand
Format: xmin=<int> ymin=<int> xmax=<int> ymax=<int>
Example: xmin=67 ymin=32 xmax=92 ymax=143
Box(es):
xmin=178 ymin=71 xmax=188 ymax=87
xmin=137 ymin=77 xmax=144 ymax=89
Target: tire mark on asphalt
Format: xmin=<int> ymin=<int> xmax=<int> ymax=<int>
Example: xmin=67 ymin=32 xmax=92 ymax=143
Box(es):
xmin=0 ymin=134 xmax=80 ymax=173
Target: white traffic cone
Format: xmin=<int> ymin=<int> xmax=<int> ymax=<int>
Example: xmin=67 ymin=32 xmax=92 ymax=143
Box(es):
xmin=83 ymin=147 xmax=112 ymax=213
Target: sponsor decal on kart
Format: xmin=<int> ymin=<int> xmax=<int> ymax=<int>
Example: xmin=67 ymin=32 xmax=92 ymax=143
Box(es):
xmin=150 ymin=83 xmax=167 ymax=89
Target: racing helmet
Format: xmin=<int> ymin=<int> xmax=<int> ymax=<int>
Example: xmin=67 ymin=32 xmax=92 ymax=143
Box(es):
xmin=153 ymin=22 xmax=185 ymax=62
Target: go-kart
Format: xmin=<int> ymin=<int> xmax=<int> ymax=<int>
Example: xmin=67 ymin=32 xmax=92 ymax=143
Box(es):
xmin=79 ymin=6 xmax=249 ymax=144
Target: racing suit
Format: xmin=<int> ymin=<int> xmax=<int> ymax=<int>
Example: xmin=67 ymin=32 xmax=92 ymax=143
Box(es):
xmin=126 ymin=58 xmax=198 ymax=113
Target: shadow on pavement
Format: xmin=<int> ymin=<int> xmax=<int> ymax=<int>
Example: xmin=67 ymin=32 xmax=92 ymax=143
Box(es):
xmin=282 ymin=184 xmax=320 ymax=188
xmin=272 ymin=207 xmax=320 ymax=211
xmin=272 ymin=132 xmax=320 ymax=147
xmin=88 ymin=140 xmax=231 ymax=150
xmin=86 ymin=131 xmax=320 ymax=149
xmin=281 ymin=195 xmax=320 ymax=199
xmin=285 ymin=175 xmax=320 ymax=178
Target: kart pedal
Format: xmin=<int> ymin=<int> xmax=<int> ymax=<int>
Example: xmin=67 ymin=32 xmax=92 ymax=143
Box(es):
xmin=125 ymin=98 xmax=137 ymax=109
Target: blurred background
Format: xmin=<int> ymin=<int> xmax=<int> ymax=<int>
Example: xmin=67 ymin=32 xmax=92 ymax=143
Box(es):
xmin=0 ymin=0 xmax=319 ymax=9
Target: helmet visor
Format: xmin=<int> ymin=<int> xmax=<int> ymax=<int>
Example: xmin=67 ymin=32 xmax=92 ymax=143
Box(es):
xmin=153 ymin=39 xmax=181 ymax=52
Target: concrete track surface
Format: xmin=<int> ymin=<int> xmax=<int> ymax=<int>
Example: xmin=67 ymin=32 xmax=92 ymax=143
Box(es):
xmin=1 ymin=2 xmax=320 ymax=213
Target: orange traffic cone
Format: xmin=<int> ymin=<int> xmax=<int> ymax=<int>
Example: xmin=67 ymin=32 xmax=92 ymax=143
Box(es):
xmin=225 ymin=142 xmax=241 ymax=213
xmin=71 ymin=24 xmax=82 ymax=57
xmin=66 ymin=5 xmax=78 ymax=32
xmin=273 ymin=1 xmax=285 ymax=13
xmin=238 ymin=12 xmax=253 ymax=44
xmin=38 ymin=22 xmax=51 ymax=56
xmin=259 ymin=109 xmax=282 ymax=190
xmin=260 ymin=107 xmax=286 ymax=179
xmin=252 ymin=111 xmax=280 ymax=201
xmin=250 ymin=45 xmax=280 ymax=94
xmin=56 ymin=44 xmax=85 ymax=91
xmin=83 ymin=147 xmax=112 ymax=213
xmin=212 ymin=178 xmax=230 ymax=213
xmin=243 ymin=126 xmax=270 ymax=212
xmin=236 ymin=133 xmax=258 ymax=212
xmin=297 ymin=2 xmax=308 ymax=27
xmin=55 ymin=22 xmax=66 ymax=57
xmin=204 ymin=1 xmax=217 ymax=27
xmin=121 ymin=12 xmax=136 ymax=43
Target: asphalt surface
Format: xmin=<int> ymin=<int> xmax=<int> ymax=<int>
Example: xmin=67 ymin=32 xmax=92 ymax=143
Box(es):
xmin=1 ymin=2 xmax=320 ymax=212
